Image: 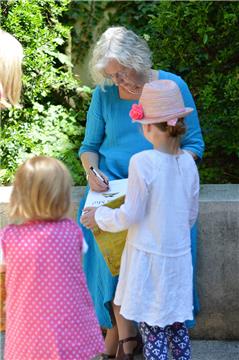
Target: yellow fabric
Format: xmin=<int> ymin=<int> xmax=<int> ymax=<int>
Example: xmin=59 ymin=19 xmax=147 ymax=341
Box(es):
xmin=93 ymin=196 xmax=127 ymax=276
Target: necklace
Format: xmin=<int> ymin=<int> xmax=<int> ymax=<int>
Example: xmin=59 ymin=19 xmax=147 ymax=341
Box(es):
xmin=126 ymin=87 xmax=143 ymax=95
xmin=126 ymin=70 xmax=153 ymax=95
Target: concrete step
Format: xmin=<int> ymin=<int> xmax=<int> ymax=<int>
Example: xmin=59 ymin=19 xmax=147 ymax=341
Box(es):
xmin=191 ymin=341 xmax=239 ymax=360
xmin=1 ymin=337 xmax=239 ymax=359
xmin=134 ymin=341 xmax=239 ymax=360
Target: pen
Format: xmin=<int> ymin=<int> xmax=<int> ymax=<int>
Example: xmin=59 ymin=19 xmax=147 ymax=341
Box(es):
xmin=90 ymin=166 xmax=109 ymax=186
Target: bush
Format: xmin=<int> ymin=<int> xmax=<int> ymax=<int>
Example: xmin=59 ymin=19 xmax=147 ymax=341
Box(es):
xmin=0 ymin=0 xmax=91 ymax=185
xmin=1 ymin=1 xmax=239 ymax=184
xmin=69 ymin=1 xmax=239 ymax=183
xmin=148 ymin=1 xmax=239 ymax=183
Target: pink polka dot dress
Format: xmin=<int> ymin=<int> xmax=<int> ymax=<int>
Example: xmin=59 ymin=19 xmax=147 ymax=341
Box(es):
xmin=0 ymin=219 xmax=104 ymax=360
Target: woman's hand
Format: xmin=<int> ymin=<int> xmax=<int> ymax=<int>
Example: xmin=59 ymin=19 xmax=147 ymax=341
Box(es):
xmin=80 ymin=153 xmax=109 ymax=192
xmin=80 ymin=207 xmax=98 ymax=230
xmin=87 ymin=168 xmax=109 ymax=192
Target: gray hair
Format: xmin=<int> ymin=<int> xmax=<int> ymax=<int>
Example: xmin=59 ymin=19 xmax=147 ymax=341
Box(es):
xmin=90 ymin=26 xmax=152 ymax=87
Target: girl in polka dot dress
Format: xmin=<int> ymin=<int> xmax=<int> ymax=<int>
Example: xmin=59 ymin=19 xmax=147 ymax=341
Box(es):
xmin=0 ymin=156 xmax=104 ymax=360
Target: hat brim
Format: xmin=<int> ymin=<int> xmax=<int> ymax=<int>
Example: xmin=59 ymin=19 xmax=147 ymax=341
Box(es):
xmin=133 ymin=107 xmax=194 ymax=125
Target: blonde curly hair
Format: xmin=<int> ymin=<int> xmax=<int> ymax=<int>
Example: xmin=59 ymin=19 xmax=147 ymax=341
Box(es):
xmin=9 ymin=156 xmax=72 ymax=221
xmin=0 ymin=29 xmax=23 ymax=108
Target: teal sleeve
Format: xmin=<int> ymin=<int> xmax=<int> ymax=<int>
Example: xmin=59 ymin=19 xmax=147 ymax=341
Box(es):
xmin=179 ymin=78 xmax=205 ymax=159
xmin=79 ymin=86 xmax=105 ymax=156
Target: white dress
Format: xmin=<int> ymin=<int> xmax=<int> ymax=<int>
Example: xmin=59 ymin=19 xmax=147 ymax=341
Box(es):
xmin=95 ymin=149 xmax=199 ymax=327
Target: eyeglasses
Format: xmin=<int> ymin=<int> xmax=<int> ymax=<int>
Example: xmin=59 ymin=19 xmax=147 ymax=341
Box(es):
xmin=104 ymin=69 xmax=130 ymax=81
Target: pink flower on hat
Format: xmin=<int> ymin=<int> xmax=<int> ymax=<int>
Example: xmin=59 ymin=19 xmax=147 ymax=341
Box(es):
xmin=129 ymin=103 xmax=144 ymax=121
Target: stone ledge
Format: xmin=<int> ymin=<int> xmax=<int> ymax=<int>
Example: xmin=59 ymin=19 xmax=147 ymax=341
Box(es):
xmin=1 ymin=184 xmax=239 ymax=202
xmin=199 ymin=184 xmax=239 ymax=202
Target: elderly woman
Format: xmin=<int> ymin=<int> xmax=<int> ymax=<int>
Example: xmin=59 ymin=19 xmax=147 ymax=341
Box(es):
xmin=0 ymin=29 xmax=23 ymax=359
xmin=78 ymin=26 xmax=204 ymax=359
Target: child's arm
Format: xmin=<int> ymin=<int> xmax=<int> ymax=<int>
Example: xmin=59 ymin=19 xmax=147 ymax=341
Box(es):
xmin=189 ymin=171 xmax=200 ymax=228
xmin=81 ymin=155 xmax=150 ymax=232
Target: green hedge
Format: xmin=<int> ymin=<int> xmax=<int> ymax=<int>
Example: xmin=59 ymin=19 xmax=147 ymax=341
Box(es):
xmin=69 ymin=1 xmax=239 ymax=183
xmin=148 ymin=2 xmax=239 ymax=183
xmin=1 ymin=1 xmax=239 ymax=185
xmin=0 ymin=0 xmax=91 ymax=185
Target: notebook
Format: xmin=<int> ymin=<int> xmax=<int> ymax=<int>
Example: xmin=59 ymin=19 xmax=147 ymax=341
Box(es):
xmin=84 ymin=179 xmax=128 ymax=276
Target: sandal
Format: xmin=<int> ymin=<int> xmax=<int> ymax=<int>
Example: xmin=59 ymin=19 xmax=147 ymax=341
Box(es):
xmin=116 ymin=333 xmax=143 ymax=360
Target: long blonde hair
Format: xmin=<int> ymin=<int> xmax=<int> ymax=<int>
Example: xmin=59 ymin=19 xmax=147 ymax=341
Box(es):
xmin=0 ymin=29 xmax=23 ymax=108
xmin=9 ymin=156 xmax=72 ymax=222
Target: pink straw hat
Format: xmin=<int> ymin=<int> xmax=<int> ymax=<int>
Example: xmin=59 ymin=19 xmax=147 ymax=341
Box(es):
xmin=129 ymin=80 xmax=193 ymax=126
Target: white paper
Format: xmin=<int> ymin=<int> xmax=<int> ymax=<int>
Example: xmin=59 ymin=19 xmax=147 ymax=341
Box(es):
xmin=84 ymin=178 xmax=128 ymax=208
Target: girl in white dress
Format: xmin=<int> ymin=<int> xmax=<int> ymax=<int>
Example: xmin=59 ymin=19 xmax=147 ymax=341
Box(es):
xmin=81 ymin=80 xmax=199 ymax=360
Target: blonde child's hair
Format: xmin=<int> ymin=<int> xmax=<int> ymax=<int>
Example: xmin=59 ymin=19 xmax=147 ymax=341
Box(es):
xmin=9 ymin=156 xmax=72 ymax=221
xmin=0 ymin=29 xmax=23 ymax=108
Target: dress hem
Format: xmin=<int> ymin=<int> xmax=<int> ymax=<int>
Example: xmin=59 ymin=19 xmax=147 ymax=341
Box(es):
xmin=117 ymin=308 xmax=193 ymax=328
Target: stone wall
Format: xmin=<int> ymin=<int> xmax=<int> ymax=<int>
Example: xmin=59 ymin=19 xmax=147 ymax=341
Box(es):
xmin=0 ymin=185 xmax=239 ymax=339
xmin=190 ymin=184 xmax=239 ymax=340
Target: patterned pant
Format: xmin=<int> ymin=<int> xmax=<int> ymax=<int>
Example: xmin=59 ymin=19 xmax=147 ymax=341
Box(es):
xmin=139 ymin=322 xmax=191 ymax=360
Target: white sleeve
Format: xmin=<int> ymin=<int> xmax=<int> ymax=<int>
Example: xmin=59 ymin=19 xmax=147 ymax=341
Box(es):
xmin=189 ymin=171 xmax=200 ymax=228
xmin=95 ymin=156 xmax=150 ymax=232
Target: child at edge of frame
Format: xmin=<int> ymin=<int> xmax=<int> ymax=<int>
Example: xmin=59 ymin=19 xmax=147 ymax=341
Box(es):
xmin=0 ymin=28 xmax=24 ymax=360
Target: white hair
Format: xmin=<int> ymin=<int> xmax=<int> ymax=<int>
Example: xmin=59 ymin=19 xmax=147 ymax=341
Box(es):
xmin=90 ymin=26 xmax=152 ymax=87
xmin=0 ymin=29 xmax=23 ymax=108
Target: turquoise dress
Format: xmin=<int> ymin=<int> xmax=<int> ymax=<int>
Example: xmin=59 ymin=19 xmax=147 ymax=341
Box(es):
xmin=78 ymin=70 xmax=204 ymax=328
